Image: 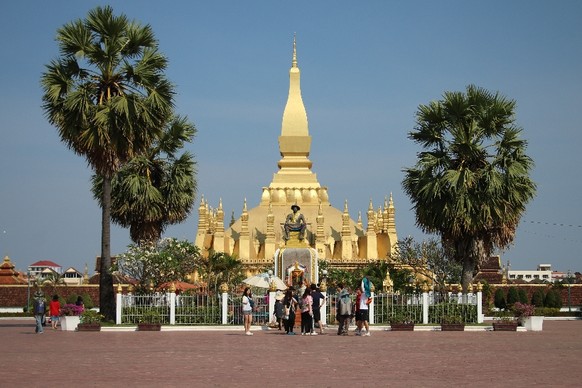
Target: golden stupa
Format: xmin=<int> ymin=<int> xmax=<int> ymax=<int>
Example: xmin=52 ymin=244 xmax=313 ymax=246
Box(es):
xmin=195 ymin=38 xmax=398 ymax=276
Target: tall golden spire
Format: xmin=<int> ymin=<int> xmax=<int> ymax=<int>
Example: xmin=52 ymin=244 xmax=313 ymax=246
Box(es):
xmin=267 ymin=35 xmax=322 ymax=205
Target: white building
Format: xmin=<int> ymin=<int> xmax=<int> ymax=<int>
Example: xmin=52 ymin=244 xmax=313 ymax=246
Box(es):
xmin=508 ymin=264 xmax=552 ymax=283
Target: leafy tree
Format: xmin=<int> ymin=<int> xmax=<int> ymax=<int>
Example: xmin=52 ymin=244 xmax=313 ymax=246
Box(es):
xmin=531 ymin=289 xmax=545 ymax=307
xmin=506 ymin=286 xmax=519 ymax=306
xmin=92 ymin=115 xmax=197 ymax=244
xmin=402 ymin=85 xmax=536 ymax=292
xmin=41 ymin=6 xmax=175 ymax=319
xmin=390 ymin=236 xmax=462 ymax=293
xmin=115 ymin=238 xmax=200 ymax=294
xmin=517 ymin=288 xmax=529 ymax=304
xmin=198 ymin=251 xmax=244 ymax=294
xmin=494 ymin=288 xmax=506 ymax=309
xmin=544 ymin=289 xmax=563 ymax=309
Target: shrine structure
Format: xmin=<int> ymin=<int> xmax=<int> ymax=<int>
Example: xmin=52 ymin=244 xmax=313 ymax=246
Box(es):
xmin=195 ymin=38 xmax=398 ymax=284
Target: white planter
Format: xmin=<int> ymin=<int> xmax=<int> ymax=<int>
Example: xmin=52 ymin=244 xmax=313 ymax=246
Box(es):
xmin=523 ymin=316 xmax=544 ymax=331
xmin=60 ymin=316 xmax=81 ymax=331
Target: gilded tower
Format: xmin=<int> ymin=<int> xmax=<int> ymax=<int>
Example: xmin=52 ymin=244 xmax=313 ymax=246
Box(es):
xmin=195 ymin=38 xmax=398 ymax=273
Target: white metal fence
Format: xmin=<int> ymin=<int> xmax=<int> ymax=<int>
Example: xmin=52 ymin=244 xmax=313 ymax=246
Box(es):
xmin=117 ymin=290 xmax=483 ymax=325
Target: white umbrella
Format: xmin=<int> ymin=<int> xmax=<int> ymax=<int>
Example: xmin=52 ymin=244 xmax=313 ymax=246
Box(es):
xmin=243 ymin=272 xmax=287 ymax=290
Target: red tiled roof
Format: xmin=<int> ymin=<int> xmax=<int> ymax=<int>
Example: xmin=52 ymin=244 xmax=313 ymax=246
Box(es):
xmin=29 ymin=260 xmax=61 ymax=267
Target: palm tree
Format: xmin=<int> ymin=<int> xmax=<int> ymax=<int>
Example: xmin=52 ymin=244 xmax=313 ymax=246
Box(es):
xmin=198 ymin=251 xmax=244 ymax=293
xmin=91 ymin=115 xmax=197 ymax=244
xmin=402 ymin=85 xmax=536 ymax=292
xmin=41 ymin=6 xmax=174 ymax=320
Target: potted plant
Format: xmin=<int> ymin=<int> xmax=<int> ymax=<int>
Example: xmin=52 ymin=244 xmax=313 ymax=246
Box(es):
xmin=389 ymin=311 xmax=415 ymax=331
xmin=513 ymin=302 xmax=543 ymax=331
xmin=59 ymin=304 xmax=84 ymax=331
xmin=440 ymin=314 xmax=465 ymax=331
xmin=137 ymin=310 xmax=163 ymax=331
xmin=77 ymin=309 xmax=103 ymax=331
xmin=492 ymin=310 xmax=518 ymax=331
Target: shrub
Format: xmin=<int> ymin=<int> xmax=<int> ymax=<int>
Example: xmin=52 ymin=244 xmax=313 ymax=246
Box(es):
xmin=60 ymin=304 xmax=83 ymax=316
xmin=494 ymin=288 xmax=506 ymax=309
xmin=531 ymin=289 xmax=545 ymax=307
xmin=545 ymin=290 xmax=563 ymax=309
xmin=506 ymin=287 xmax=519 ymax=306
xmin=81 ymin=293 xmax=94 ymax=309
xmin=80 ymin=309 xmax=103 ymax=324
xmin=66 ymin=294 xmax=78 ymax=304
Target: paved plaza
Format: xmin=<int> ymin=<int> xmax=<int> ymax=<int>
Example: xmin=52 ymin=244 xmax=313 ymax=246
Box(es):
xmin=1 ymin=319 xmax=581 ymax=387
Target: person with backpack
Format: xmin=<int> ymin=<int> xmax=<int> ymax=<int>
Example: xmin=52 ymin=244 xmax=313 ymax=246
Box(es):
xmin=336 ymin=284 xmax=352 ymax=336
xmin=283 ymin=289 xmax=298 ymax=335
xmin=33 ymin=291 xmax=46 ymax=334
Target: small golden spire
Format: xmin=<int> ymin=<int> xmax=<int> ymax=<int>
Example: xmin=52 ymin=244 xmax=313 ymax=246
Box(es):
xmin=292 ymin=33 xmax=297 ymax=68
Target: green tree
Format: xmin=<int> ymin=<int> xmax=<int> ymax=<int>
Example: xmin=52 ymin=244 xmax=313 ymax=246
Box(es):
xmin=402 ymin=85 xmax=536 ymax=292
xmin=41 ymin=6 xmax=175 ymax=319
xmin=391 ymin=236 xmax=462 ymax=293
xmin=531 ymin=289 xmax=545 ymax=307
xmin=506 ymin=286 xmax=519 ymax=306
xmin=92 ymin=115 xmax=197 ymax=244
xmin=198 ymin=251 xmax=244 ymax=294
xmin=494 ymin=288 xmax=507 ymax=309
xmin=115 ymin=238 xmax=200 ymax=293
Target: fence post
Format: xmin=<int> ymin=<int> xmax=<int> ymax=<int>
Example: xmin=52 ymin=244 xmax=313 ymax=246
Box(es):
xmin=169 ymin=291 xmax=176 ymax=325
xmin=116 ymin=288 xmax=122 ymax=325
xmin=369 ymin=291 xmax=375 ymax=324
xmin=269 ymin=290 xmax=276 ymax=322
xmin=422 ymin=290 xmax=429 ymax=324
xmin=221 ymin=291 xmax=228 ymax=325
xmin=477 ymin=290 xmax=483 ymax=323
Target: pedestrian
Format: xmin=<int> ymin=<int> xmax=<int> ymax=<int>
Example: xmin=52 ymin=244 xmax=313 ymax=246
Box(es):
xmin=49 ymin=294 xmax=61 ymax=330
xmin=274 ymin=291 xmax=285 ymax=330
xmin=310 ymin=283 xmax=325 ymax=334
xmin=33 ymin=291 xmax=46 ymax=334
xmin=354 ymin=287 xmax=362 ymax=335
xmin=242 ymin=287 xmax=254 ymax=335
xmin=300 ymin=287 xmax=316 ymax=335
xmin=75 ymin=295 xmax=85 ymax=312
xmin=336 ymin=284 xmax=352 ymax=336
xmin=283 ymin=289 xmax=298 ymax=335
xmin=356 ymin=286 xmax=371 ymax=336
xmin=356 ymin=276 xmax=372 ymax=337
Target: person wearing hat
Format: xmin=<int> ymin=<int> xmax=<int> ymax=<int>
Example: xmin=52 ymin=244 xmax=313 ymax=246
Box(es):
xmin=283 ymin=204 xmax=306 ymax=241
xmin=274 ymin=291 xmax=285 ymax=330
xmin=33 ymin=291 xmax=46 ymax=334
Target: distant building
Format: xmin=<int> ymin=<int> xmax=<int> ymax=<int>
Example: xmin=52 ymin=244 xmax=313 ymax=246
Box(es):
xmin=508 ymin=264 xmax=552 ymax=283
xmin=0 ymin=256 xmax=27 ymax=285
xmin=28 ymin=260 xmax=62 ymax=279
xmin=62 ymin=267 xmax=84 ymax=285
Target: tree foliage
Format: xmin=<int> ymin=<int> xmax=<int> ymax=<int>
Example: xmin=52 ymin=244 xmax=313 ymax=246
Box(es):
xmin=494 ymin=288 xmax=507 ymax=309
xmin=41 ymin=6 xmax=176 ymax=319
xmin=390 ymin=236 xmax=462 ymax=292
xmin=197 ymin=251 xmax=244 ymax=294
xmin=402 ymin=85 xmax=536 ymax=292
xmin=92 ymin=115 xmax=197 ymax=244
xmin=115 ymin=238 xmax=200 ymax=294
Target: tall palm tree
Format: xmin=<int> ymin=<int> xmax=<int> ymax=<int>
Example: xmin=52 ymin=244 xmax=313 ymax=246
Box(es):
xmin=402 ymin=85 xmax=536 ymax=292
xmin=91 ymin=115 xmax=197 ymax=244
xmin=41 ymin=6 xmax=174 ymax=320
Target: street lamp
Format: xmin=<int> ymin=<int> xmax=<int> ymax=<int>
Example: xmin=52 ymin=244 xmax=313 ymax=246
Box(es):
xmin=26 ymin=269 xmax=30 ymax=312
xmin=567 ymin=269 xmax=572 ymax=313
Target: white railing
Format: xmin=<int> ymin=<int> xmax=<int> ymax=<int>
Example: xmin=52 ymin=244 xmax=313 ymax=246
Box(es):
xmin=116 ymin=289 xmax=483 ymax=325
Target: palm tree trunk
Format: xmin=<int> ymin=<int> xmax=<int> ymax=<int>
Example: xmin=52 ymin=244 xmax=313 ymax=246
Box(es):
xmin=99 ymin=176 xmax=115 ymax=321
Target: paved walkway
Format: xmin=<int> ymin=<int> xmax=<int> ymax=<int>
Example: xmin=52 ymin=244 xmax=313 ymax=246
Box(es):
xmin=1 ymin=319 xmax=581 ymax=387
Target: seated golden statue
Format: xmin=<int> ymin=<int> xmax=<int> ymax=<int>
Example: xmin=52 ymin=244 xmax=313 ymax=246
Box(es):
xmin=283 ymin=204 xmax=306 ymax=241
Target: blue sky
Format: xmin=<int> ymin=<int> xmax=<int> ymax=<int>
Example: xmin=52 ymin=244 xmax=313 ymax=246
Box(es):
xmin=1 ymin=1 xmax=581 ymax=275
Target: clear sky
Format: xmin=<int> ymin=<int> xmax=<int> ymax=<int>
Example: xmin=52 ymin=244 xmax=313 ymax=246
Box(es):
xmin=1 ymin=1 xmax=581 ymax=275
